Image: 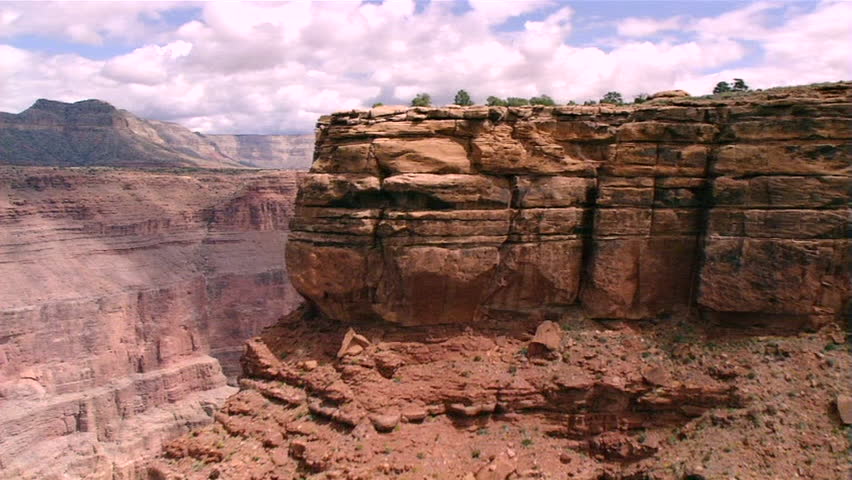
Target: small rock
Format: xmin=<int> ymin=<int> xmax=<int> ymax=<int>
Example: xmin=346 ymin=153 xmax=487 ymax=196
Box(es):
xmin=302 ymin=360 xmax=318 ymax=371
xmin=448 ymin=403 xmax=483 ymax=417
xmin=528 ymin=321 xmax=562 ymax=357
xmin=369 ymin=411 xmax=401 ymax=432
xmin=374 ymin=351 xmax=405 ymax=379
xmin=401 ymin=406 xmax=427 ymax=423
xmin=642 ymin=365 xmax=671 ymax=387
xmin=559 ymin=452 xmax=572 ymax=464
xmin=345 ymin=344 xmax=364 ymax=356
xmin=837 ymin=395 xmax=852 ymax=424
xmin=475 ymin=451 xmax=516 ymax=480
xmin=337 ymin=328 xmax=371 ymax=359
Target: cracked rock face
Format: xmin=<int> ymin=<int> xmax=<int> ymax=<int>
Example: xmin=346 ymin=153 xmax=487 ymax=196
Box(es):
xmin=287 ymin=83 xmax=851 ymax=327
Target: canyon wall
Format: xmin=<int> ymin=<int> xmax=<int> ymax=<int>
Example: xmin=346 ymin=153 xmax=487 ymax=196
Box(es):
xmin=287 ymin=83 xmax=851 ymax=327
xmin=206 ymin=134 xmax=315 ymax=169
xmin=0 ymin=99 xmax=314 ymax=169
xmin=0 ymin=167 xmax=302 ymax=479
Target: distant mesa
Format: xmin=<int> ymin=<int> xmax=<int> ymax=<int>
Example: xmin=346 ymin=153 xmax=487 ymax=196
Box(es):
xmin=0 ymin=98 xmax=314 ymax=169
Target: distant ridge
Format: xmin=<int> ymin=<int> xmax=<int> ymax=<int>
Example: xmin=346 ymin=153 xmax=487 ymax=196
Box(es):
xmin=0 ymin=99 xmax=314 ymax=169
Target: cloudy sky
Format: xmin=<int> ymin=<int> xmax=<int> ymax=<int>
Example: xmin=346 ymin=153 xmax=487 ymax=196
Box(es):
xmin=1 ymin=0 xmax=849 ymax=134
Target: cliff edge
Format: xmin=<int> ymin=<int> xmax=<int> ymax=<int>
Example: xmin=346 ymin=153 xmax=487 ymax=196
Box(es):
xmin=287 ymin=82 xmax=850 ymax=327
xmin=154 ymin=83 xmax=851 ymax=480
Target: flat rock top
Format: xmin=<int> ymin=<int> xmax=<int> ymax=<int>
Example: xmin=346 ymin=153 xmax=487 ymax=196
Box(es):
xmin=325 ymin=81 xmax=852 ymax=123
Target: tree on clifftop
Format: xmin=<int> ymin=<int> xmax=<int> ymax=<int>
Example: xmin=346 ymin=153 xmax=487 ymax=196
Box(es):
xmin=411 ymin=93 xmax=432 ymax=107
xmin=713 ymin=81 xmax=732 ymax=94
xmin=454 ymin=90 xmax=473 ymax=106
xmin=713 ymin=79 xmax=749 ymax=95
xmin=529 ymin=94 xmax=556 ymax=106
xmin=600 ymin=91 xmax=623 ymax=105
xmin=732 ymin=78 xmax=750 ymax=92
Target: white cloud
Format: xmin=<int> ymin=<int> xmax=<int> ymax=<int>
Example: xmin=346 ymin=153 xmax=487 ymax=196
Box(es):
xmin=0 ymin=1 xmax=188 ymax=45
xmin=617 ymin=16 xmax=686 ymax=37
xmin=1 ymin=0 xmax=850 ymax=133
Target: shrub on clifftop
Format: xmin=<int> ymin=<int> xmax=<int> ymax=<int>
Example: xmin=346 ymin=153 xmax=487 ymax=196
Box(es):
xmin=410 ymin=93 xmax=432 ymax=107
xmin=529 ymin=95 xmax=556 ymax=106
xmin=486 ymin=96 xmax=507 ymax=106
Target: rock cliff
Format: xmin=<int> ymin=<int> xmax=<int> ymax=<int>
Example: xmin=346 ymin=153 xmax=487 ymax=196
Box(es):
xmin=287 ymin=83 xmax=850 ymax=328
xmin=0 ymin=100 xmax=313 ymax=169
xmin=0 ymin=167 xmax=303 ymax=479
xmin=154 ymin=84 xmax=851 ymax=480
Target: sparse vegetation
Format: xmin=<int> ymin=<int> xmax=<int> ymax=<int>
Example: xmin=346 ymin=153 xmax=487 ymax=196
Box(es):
xmin=714 ymin=78 xmax=750 ymax=94
xmin=453 ymin=89 xmax=473 ymax=106
xmin=600 ymin=91 xmax=624 ymax=104
xmin=633 ymin=93 xmax=650 ymax=104
xmin=371 ymin=102 xmax=384 ymax=108
xmin=713 ymin=81 xmax=732 ymax=94
xmin=486 ymin=95 xmax=507 ymax=106
xmin=411 ymin=93 xmax=432 ymax=107
xmin=529 ymin=94 xmax=556 ymax=106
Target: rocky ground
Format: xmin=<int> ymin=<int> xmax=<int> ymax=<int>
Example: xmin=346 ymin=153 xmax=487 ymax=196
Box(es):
xmin=151 ymin=306 xmax=851 ymax=480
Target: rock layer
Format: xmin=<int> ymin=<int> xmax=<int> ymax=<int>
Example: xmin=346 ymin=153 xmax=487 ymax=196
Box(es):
xmin=287 ymin=83 xmax=851 ymax=327
xmin=0 ymin=167 xmax=303 ymax=478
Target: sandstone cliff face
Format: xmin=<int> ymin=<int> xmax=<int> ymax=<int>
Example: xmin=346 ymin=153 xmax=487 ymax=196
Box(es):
xmin=0 ymin=99 xmax=314 ymax=169
xmin=287 ymin=83 xmax=851 ymax=328
xmin=0 ymin=167 xmax=302 ymax=478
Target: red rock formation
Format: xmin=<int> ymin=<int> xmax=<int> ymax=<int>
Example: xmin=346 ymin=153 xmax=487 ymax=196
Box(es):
xmin=287 ymin=83 xmax=850 ymax=327
xmin=154 ymin=84 xmax=851 ymax=480
xmin=0 ymin=167 xmax=302 ymax=478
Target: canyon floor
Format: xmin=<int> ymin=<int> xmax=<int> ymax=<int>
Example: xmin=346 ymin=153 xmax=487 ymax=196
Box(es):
xmin=152 ymin=307 xmax=851 ymax=480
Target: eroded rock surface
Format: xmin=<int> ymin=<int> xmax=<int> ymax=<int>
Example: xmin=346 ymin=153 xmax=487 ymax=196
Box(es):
xmin=287 ymin=83 xmax=851 ymax=327
xmin=156 ymin=84 xmax=850 ymax=480
xmin=153 ymin=306 xmax=850 ymax=480
xmin=0 ymin=167 xmax=303 ymax=478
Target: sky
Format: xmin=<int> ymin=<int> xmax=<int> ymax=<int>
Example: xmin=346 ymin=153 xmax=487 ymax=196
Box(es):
xmin=1 ymin=0 xmax=850 ymax=134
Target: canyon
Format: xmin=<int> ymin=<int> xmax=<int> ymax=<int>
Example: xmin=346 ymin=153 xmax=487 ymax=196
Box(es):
xmin=0 ymin=167 xmax=303 ymax=478
xmin=0 ymin=99 xmax=313 ymax=169
xmin=154 ymin=83 xmax=850 ymax=480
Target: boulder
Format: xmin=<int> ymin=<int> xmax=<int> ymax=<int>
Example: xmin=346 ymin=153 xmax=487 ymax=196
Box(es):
xmin=649 ymin=89 xmax=690 ymax=99
xmin=527 ymin=321 xmax=562 ymax=357
xmin=337 ymin=328 xmax=371 ymax=359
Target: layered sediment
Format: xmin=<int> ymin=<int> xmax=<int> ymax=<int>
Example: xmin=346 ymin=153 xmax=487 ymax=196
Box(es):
xmin=154 ymin=84 xmax=851 ymax=480
xmin=287 ymin=83 xmax=851 ymax=327
xmin=0 ymin=167 xmax=303 ymax=479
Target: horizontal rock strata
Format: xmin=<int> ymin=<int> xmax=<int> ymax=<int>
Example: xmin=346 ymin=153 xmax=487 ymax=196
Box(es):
xmin=0 ymin=167 xmax=303 ymax=478
xmin=287 ymin=83 xmax=851 ymax=327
